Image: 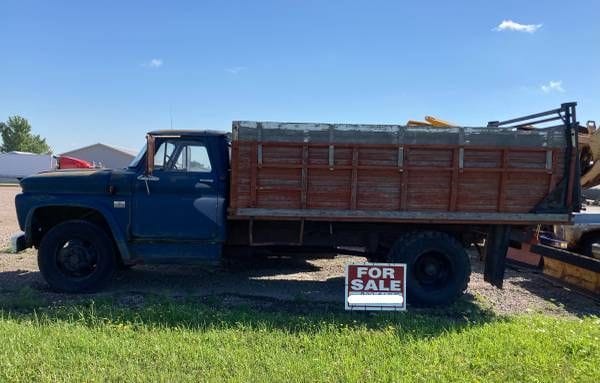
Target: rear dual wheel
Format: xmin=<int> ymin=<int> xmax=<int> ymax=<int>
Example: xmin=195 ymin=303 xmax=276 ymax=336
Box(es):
xmin=38 ymin=220 xmax=116 ymax=293
xmin=387 ymin=231 xmax=470 ymax=307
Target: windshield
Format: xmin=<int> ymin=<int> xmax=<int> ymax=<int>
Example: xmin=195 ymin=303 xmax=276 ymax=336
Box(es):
xmin=128 ymin=143 xmax=147 ymax=168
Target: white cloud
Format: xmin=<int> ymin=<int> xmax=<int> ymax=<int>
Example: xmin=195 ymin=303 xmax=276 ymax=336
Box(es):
xmin=226 ymin=66 xmax=246 ymax=75
xmin=494 ymin=20 xmax=542 ymax=33
xmin=142 ymin=58 xmax=163 ymax=68
xmin=541 ymin=80 xmax=565 ymax=93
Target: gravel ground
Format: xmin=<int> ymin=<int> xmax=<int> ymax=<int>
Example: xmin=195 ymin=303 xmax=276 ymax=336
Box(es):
xmin=1 ymin=186 xmax=598 ymax=317
xmin=0 ymin=185 xmax=20 ymax=250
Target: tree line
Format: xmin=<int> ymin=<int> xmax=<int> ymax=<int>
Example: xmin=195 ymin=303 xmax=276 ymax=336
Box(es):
xmin=0 ymin=115 xmax=51 ymax=154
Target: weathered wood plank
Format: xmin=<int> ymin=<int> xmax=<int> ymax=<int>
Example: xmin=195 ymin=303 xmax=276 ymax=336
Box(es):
xmin=231 ymin=134 xmax=568 ymax=220
xmin=350 ymin=147 xmax=358 ymax=210
xmin=232 ymin=208 xmax=570 ymax=225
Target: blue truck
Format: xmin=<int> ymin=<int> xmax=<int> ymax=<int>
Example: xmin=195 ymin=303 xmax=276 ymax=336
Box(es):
xmin=11 ymin=104 xmax=581 ymax=306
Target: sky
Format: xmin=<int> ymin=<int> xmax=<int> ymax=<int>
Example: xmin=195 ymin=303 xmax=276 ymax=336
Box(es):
xmin=0 ymin=0 xmax=599 ymax=154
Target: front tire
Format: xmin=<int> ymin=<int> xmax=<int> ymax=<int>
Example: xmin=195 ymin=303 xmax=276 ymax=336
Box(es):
xmin=38 ymin=220 xmax=116 ymax=293
xmin=387 ymin=231 xmax=470 ymax=307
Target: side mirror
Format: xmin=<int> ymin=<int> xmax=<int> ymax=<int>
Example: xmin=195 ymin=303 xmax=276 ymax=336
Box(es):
xmin=146 ymin=134 xmax=155 ymax=175
xmin=139 ymin=135 xmax=158 ymax=195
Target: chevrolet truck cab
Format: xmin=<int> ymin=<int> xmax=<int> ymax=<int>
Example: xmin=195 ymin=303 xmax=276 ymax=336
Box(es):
xmin=14 ymin=131 xmax=231 ymax=292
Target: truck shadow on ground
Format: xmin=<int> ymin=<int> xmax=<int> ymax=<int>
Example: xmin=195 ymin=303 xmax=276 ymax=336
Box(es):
xmin=0 ymin=254 xmax=597 ymax=334
xmin=0 ymin=285 xmax=497 ymax=340
xmin=0 ymin=255 xmax=501 ymax=336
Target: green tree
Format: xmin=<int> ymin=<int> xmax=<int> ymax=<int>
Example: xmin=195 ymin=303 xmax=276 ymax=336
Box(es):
xmin=0 ymin=115 xmax=51 ymax=154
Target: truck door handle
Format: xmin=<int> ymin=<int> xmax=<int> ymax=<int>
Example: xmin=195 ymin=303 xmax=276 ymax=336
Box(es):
xmin=195 ymin=179 xmax=213 ymax=189
xmin=137 ymin=174 xmax=159 ymax=182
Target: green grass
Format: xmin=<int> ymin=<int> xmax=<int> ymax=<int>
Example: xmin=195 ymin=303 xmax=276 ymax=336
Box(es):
xmin=0 ymin=296 xmax=598 ymax=382
xmin=0 ymin=287 xmax=45 ymax=310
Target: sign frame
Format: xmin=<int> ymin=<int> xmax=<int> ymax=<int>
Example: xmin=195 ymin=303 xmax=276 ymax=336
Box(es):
xmin=344 ymin=262 xmax=407 ymax=311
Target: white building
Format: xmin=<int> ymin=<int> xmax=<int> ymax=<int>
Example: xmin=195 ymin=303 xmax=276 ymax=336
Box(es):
xmin=60 ymin=143 xmax=137 ymax=169
xmin=0 ymin=151 xmax=56 ymax=179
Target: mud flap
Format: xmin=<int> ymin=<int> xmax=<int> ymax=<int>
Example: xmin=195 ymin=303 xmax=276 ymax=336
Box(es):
xmin=483 ymin=225 xmax=511 ymax=288
xmin=10 ymin=232 xmax=27 ymax=253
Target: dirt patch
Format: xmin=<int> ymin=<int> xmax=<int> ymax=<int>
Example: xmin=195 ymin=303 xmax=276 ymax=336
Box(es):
xmin=1 ymin=187 xmax=598 ymax=317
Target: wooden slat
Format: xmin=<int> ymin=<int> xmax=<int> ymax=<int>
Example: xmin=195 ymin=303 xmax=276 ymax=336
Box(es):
xmin=407 ymin=171 xmax=451 ymax=211
xmin=400 ymin=147 xmax=408 ymax=210
xmin=357 ymin=170 xmax=401 ymax=210
xmin=457 ymin=173 xmax=500 ymax=212
xmin=498 ymin=149 xmax=508 ymax=212
xmin=301 ymin=144 xmax=308 ymax=208
xmin=307 ymin=169 xmax=352 ymax=209
xmin=256 ymin=141 xmax=555 ymax=152
xmin=229 ymin=141 xmax=239 ymax=209
xmin=255 ymin=163 xmax=555 ymax=173
xmin=567 ymin=145 xmax=577 ymax=207
xmin=250 ymin=142 xmax=258 ymax=207
xmin=449 ymin=148 xmax=459 ymax=211
xmin=548 ymin=149 xmax=557 ymax=194
xmin=350 ymin=147 xmax=358 ymax=209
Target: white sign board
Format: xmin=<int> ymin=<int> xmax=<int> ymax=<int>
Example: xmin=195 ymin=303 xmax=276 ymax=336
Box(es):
xmin=345 ymin=263 xmax=407 ymax=311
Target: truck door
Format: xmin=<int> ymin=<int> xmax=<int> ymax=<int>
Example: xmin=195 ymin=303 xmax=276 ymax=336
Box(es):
xmin=132 ymin=138 xmax=221 ymax=241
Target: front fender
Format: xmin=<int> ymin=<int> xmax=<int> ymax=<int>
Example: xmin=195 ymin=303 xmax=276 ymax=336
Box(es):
xmin=19 ymin=194 xmax=133 ymax=262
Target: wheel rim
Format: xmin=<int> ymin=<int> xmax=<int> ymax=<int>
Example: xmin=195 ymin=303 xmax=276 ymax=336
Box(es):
xmin=56 ymin=238 xmax=99 ymax=278
xmin=413 ymin=251 xmax=452 ymax=290
xmin=585 ymin=239 xmax=600 ymax=259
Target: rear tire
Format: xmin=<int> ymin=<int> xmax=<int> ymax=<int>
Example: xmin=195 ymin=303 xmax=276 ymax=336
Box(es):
xmin=387 ymin=231 xmax=470 ymax=307
xmin=579 ymin=234 xmax=600 ymax=259
xmin=38 ymin=220 xmax=116 ymax=293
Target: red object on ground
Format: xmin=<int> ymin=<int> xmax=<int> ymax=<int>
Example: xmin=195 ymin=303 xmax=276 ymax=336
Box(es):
xmin=507 ymin=243 xmax=542 ymax=267
xmin=56 ymin=156 xmax=93 ymax=169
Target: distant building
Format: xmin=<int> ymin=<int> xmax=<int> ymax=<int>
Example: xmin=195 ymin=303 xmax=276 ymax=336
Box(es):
xmin=0 ymin=151 xmax=56 ymax=179
xmin=60 ymin=143 xmax=137 ymax=169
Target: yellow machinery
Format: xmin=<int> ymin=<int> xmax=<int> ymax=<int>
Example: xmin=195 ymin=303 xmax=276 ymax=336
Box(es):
xmin=407 ymin=116 xmax=457 ymax=128
xmin=578 ymin=121 xmax=600 ymax=189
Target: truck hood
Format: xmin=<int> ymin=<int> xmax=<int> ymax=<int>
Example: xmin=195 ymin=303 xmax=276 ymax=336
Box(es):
xmin=20 ymin=168 xmax=134 ymax=194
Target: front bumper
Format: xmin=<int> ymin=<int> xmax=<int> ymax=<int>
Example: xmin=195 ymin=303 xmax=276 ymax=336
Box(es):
xmin=10 ymin=232 xmax=27 ymax=253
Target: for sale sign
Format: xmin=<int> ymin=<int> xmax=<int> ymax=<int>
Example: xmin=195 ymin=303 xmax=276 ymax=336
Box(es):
xmin=345 ymin=263 xmax=406 ymax=311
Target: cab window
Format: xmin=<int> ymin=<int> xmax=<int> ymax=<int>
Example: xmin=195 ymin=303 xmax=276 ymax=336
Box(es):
xmin=153 ymin=141 xmax=177 ymax=170
xmin=171 ymin=144 xmax=212 ymax=172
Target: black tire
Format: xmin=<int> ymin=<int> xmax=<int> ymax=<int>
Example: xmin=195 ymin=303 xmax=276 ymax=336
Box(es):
xmin=38 ymin=220 xmax=116 ymax=293
xmin=579 ymin=234 xmax=600 ymax=259
xmin=116 ymin=259 xmax=134 ymax=270
xmin=387 ymin=231 xmax=470 ymax=307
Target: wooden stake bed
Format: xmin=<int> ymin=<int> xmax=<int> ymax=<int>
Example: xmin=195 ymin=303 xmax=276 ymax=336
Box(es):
xmin=228 ymin=116 xmax=577 ymax=225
